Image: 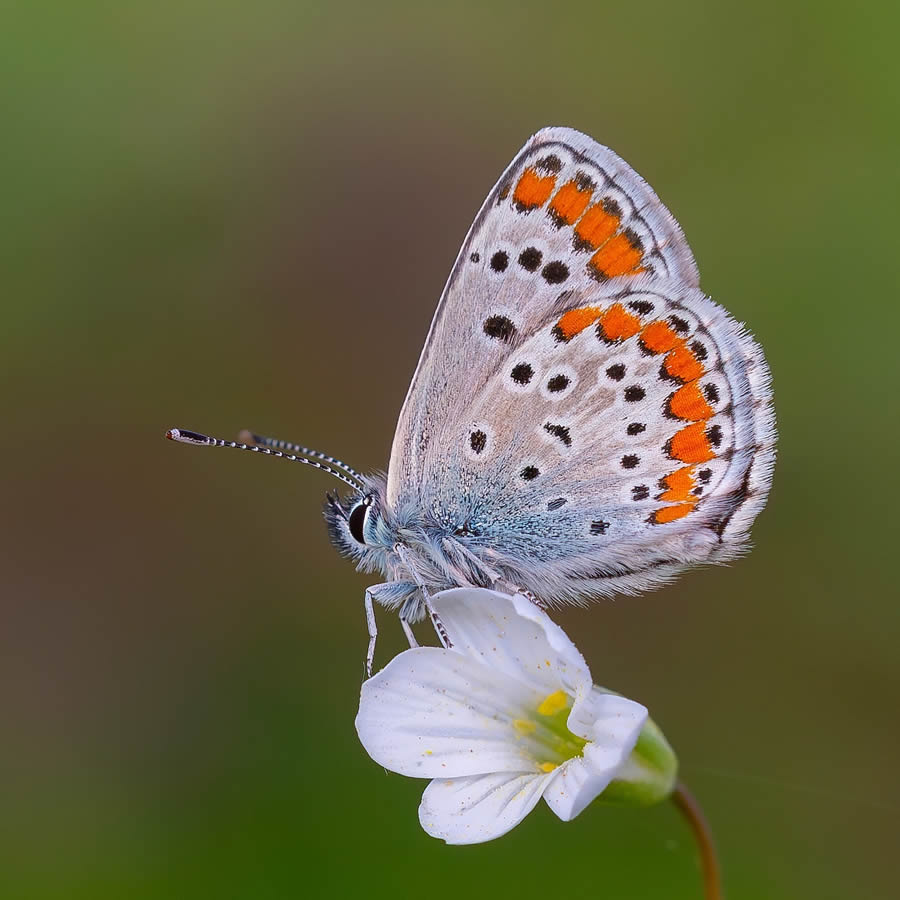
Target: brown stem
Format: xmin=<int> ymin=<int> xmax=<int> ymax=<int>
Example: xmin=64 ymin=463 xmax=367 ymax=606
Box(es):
xmin=671 ymin=781 xmax=723 ymax=900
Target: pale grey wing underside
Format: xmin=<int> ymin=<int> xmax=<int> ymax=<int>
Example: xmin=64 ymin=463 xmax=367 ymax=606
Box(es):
xmin=387 ymin=127 xmax=699 ymax=506
xmin=385 ymin=128 xmax=774 ymax=603
xmin=418 ymin=285 xmax=774 ymax=603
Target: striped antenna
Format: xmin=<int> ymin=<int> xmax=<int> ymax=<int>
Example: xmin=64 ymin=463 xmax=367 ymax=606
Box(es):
xmin=166 ymin=428 xmax=364 ymax=491
xmin=237 ymin=429 xmax=364 ymax=483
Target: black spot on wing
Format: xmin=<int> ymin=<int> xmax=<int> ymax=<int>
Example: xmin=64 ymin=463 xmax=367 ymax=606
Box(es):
xmin=483 ymin=315 xmax=515 ymax=341
xmin=574 ymin=172 xmax=594 ymax=191
xmin=547 ymin=374 xmax=570 ymax=392
xmin=543 ymin=423 xmax=571 ymax=447
xmin=541 ymin=260 xmax=569 ymax=284
xmin=601 ymin=197 xmax=621 ymax=216
xmin=628 ymin=299 xmax=654 ymax=316
xmin=623 ymin=228 xmax=644 ymax=251
xmin=490 ymin=251 xmax=509 ymax=273
xmin=511 ymin=363 xmax=534 ymax=384
xmin=469 ymin=430 xmax=487 ymax=454
xmin=536 ymin=154 xmax=562 ymax=174
xmin=519 ymin=247 xmax=543 ymax=272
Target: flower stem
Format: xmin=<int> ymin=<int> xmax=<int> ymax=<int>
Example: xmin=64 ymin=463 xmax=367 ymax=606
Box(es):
xmin=672 ymin=781 xmax=722 ymax=900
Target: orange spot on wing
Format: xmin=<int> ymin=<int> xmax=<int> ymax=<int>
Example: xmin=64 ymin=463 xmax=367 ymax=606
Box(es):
xmin=554 ymin=306 xmax=602 ymax=341
xmin=574 ymin=203 xmax=619 ymax=249
xmin=640 ymin=321 xmax=681 ymax=354
xmin=668 ymin=382 xmax=715 ymax=421
xmin=652 ymin=503 xmax=694 ymax=524
xmin=664 ymin=345 xmax=704 ymax=382
xmin=549 ymin=180 xmax=592 ymax=225
xmin=589 ymin=232 xmax=643 ymax=278
xmin=599 ymin=303 xmax=641 ymax=341
xmin=668 ymin=422 xmax=715 ymax=463
xmin=659 ymin=466 xmax=696 ymax=502
xmin=513 ymin=168 xmax=556 ymax=209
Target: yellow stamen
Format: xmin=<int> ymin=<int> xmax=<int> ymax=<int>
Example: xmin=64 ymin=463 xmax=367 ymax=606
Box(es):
xmin=513 ymin=718 xmax=537 ymax=736
xmin=539 ymin=762 xmax=557 ymax=773
xmin=537 ymin=690 xmax=568 ymax=716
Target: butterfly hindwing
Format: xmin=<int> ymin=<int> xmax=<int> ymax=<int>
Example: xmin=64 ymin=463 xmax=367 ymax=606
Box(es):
xmin=445 ymin=287 xmax=774 ymax=601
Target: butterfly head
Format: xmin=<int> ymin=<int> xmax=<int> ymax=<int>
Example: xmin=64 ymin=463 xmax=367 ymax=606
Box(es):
xmin=324 ymin=477 xmax=395 ymax=566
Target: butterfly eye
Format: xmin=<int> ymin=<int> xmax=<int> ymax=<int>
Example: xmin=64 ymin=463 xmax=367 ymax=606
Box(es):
xmin=347 ymin=499 xmax=371 ymax=545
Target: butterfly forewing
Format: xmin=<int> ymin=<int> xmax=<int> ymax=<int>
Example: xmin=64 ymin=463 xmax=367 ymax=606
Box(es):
xmin=386 ymin=127 xmax=774 ymax=603
xmin=388 ymin=128 xmax=698 ymax=501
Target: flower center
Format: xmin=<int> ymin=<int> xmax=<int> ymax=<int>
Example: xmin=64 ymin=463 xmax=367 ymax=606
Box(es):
xmin=513 ymin=689 xmax=587 ymax=771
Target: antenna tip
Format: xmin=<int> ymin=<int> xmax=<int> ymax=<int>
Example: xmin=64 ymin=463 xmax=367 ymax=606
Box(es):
xmin=166 ymin=428 xmax=213 ymax=446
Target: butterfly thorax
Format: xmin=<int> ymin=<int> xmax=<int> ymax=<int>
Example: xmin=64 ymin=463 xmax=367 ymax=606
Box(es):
xmin=324 ymin=478 xmax=510 ymax=619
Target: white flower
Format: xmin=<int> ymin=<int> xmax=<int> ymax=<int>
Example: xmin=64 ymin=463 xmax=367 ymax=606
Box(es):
xmin=355 ymin=587 xmax=655 ymax=845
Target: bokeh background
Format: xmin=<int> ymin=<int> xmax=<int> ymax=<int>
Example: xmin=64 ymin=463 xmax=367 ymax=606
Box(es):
xmin=4 ymin=1 xmax=898 ymax=897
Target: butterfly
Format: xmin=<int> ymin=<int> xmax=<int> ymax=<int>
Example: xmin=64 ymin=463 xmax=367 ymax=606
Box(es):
xmin=168 ymin=127 xmax=776 ymax=673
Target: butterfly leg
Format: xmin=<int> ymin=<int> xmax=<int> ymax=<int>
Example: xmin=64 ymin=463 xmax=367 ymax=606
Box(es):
xmin=490 ymin=577 xmax=548 ymax=609
xmin=425 ymin=599 xmax=453 ymax=649
xmin=364 ymin=580 xmax=421 ymax=674
xmin=515 ymin=587 xmax=546 ymax=608
xmin=400 ymin=617 xmax=419 ymax=648
xmin=440 ymin=536 xmax=501 ymax=587
xmin=364 ymin=588 xmax=378 ymax=679
xmin=393 ymin=542 xmax=454 ymax=650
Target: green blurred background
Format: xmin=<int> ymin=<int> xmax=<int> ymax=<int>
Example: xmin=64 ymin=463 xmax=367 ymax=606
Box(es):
xmin=3 ymin=1 xmax=898 ymax=897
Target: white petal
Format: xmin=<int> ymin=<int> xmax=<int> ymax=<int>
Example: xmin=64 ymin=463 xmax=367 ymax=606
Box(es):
xmin=429 ymin=587 xmax=591 ymax=696
xmin=542 ymin=757 xmax=607 ymax=821
xmin=356 ymin=647 xmax=547 ymax=778
xmin=544 ymin=694 xmax=647 ymax=821
xmin=418 ymin=771 xmax=552 ymax=844
xmin=568 ymin=686 xmax=647 ymax=745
